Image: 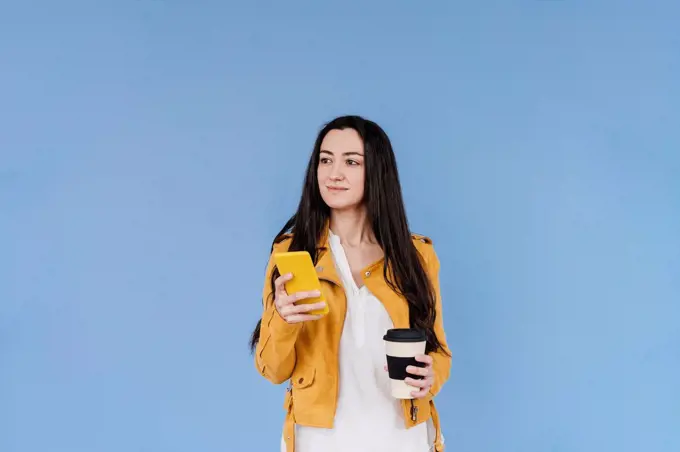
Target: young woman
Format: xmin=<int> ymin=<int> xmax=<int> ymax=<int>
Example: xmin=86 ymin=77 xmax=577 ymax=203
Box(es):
xmin=249 ymin=115 xmax=452 ymax=452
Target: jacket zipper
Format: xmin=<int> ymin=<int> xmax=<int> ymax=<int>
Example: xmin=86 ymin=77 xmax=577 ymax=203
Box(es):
xmin=410 ymin=399 xmax=418 ymax=421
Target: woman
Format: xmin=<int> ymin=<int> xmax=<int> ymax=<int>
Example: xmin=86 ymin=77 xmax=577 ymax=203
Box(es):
xmin=249 ymin=115 xmax=451 ymax=452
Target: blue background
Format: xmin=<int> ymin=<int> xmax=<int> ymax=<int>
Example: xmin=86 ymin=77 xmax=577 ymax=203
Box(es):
xmin=2 ymin=1 xmax=679 ymax=451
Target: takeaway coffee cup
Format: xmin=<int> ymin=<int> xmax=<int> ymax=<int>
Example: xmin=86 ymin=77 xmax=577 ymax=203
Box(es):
xmin=383 ymin=328 xmax=427 ymax=399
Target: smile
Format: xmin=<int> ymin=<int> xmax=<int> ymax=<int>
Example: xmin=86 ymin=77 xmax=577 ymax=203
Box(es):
xmin=326 ymin=186 xmax=348 ymax=191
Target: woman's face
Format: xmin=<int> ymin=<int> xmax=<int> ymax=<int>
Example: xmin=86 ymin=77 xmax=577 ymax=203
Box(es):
xmin=317 ymin=128 xmax=366 ymax=211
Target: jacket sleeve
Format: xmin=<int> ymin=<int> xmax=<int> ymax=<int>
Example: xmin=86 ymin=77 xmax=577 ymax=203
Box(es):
xmin=254 ymin=251 xmax=302 ymax=384
xmin=426 ymin=246 xmax=452 ymax=398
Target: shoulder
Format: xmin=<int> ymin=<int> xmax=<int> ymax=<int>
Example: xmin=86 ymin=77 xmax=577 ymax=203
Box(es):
xmin=411 ymin=232 xmax=433 ymax=245
xmin=411 ymin=232 xmax=436 ymax=257
xmin=411 ymin=232 xmax=440 ymax=267
xmin=271 ymin=233 xmax=293 ymax=253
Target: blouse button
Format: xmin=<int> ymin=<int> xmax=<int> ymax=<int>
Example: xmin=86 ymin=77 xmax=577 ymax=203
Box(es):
xmin=365 ymin=271 xmax=371 ymax=277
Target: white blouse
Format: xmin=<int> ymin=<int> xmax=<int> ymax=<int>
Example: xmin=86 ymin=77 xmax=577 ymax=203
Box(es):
xmin=281 ymin=230 xmax=439 ymax=452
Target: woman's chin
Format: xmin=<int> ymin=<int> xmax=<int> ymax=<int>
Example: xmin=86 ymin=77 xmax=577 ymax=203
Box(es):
xmin=323 ymin=198 xmax=362 ymax=212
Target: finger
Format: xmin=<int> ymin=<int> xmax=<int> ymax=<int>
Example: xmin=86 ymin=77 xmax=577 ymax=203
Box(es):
xmin=405 ymin=376 xmax=431 ymax=389
xmin=406 ymin=365 xmax=430 ymax=378
xmin=292 ymin=290 xmax=322 ymax=302
xmin=285 ymin=301 xmax=326 ymax=315
xmin=284 ymin=314 xmax=323 ymax=323
xmin=282 ymin=301 xmax=326 ymax=316
xmin=274 ymin=273 xmax=293 ymax=295
xmin=414 ymin=354 xmax=433 ymax=366
xmin=410 ymin=387 xmax=430 ymax=399
xmin=409 ymin=376 xmax=433 ymax=398
xmin=408 ymin=376 xmax=433 ymax=398
xmin=279 ymin=290 xmax=322 ymax=309
xmin=278 ymin=289 xmax=312 ymax=308
xmin=383 ymin=364 xmax=388 ymax=372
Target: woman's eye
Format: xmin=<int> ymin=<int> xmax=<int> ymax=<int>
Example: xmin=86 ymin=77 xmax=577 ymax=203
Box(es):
xmin=320 ymin=157 xmax=332 ymax=164
xmin=346 ymin=159 xmax=359 ymax=166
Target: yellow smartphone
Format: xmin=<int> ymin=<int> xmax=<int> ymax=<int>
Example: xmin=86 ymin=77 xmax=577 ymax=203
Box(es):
xmin=273 ymin=251 xmax=329 ymax=316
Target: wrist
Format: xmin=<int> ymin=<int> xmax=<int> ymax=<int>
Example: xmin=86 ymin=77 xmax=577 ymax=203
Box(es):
xmin=267 ymin=304 xmax=303 ymax=338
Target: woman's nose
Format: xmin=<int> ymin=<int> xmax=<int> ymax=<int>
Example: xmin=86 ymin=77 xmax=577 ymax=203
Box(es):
xmin=330 ymin=167 xmax=344 ymax=181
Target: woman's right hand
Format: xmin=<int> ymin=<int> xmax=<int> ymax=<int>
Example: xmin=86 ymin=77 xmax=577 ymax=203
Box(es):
xmin=274 ymin=273 xmax=326 ymax=324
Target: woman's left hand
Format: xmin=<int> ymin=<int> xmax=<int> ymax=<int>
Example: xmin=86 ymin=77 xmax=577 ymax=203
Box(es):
xmin=405 ymin=354 xmax=434 ymax=399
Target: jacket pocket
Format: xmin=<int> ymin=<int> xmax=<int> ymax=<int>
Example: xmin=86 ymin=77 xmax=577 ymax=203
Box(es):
xmin=290 ymin=366 xmax=316 ymax=421
xmin=291 ymin=366 xmax=316 ymax=389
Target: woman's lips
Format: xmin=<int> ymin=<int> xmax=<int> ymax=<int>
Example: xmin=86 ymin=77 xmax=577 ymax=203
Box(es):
xmin=326 ymin=186 xmax=348 ymax=191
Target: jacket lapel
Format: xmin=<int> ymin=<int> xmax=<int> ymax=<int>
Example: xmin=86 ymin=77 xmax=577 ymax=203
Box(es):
xmin=313 ymin=221 xmax=342 ymax=287
xmin=315 ymin=247 xmax=342 ymax=287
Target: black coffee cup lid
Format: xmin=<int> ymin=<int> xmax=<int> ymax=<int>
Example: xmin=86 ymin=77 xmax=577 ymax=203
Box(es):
xmin=383 ymin=328 xmax=426 ymax=342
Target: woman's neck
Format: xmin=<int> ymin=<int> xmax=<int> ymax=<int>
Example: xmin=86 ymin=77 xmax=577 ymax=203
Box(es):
xmin=329 ymin=207 xmax=375 ymax=247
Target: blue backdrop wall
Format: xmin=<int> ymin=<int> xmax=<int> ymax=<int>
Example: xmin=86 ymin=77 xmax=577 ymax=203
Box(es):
xmin=2 ymin=1 xmax=679 ymax=451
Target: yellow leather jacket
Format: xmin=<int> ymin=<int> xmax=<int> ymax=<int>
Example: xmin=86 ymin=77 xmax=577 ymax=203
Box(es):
xmin=254 ymin=225 xmax=451 ymax=451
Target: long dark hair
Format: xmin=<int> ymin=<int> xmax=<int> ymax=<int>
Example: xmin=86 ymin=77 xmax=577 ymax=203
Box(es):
xmin=249 ymin=115 xmax=448 ymax=356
